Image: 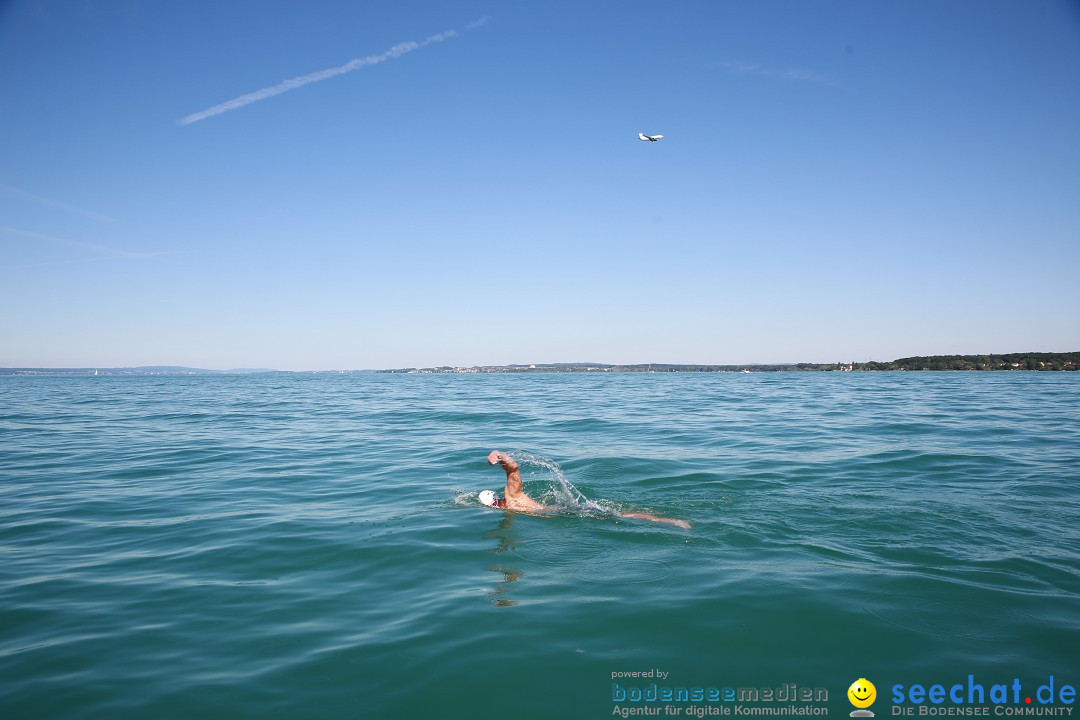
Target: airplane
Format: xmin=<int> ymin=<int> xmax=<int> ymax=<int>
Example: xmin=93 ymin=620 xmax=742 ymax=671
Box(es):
xmin=638 ymin=133 xmax=664 ymax=142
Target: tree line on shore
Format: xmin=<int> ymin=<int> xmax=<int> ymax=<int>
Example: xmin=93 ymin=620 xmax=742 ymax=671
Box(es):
xmin=855 ymin=352 xmax=1078 ymax=372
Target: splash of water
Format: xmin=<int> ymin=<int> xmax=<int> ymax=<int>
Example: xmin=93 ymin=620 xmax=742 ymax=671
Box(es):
xmin=503 ymin=451 xmax=611 ymax=514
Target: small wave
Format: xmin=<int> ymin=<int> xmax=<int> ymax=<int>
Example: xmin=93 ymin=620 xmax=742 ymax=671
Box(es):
xmin=450 ymin=489 xmax=484 ymax=508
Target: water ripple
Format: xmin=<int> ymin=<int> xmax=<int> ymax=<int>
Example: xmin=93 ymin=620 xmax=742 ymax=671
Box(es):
xmin=0 ymin=372 xmax=1077 ymax=718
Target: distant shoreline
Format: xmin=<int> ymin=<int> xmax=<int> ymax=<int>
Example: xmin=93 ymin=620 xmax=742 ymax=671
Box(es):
xmin=381 ymin=352 xmax=1077 ymax=373
xmin=2 ymin=352 xmax=1077 ymax=375
xmin=0 ymin=366 xmax=279 ymax=376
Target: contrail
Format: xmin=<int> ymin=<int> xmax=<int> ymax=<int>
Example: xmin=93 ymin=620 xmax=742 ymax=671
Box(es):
xmin=0 ymin=183 xmax=118 ymax=223
xmin=713 ymin=60 xmax=845 ymax=89
xmin=178 ymin=29 xmax=458 ymax=125
xmin=0 ymin=225 xmax=174 ymax=259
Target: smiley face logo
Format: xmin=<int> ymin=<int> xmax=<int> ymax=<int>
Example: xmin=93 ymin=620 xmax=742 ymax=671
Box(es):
xmin=848 ymin=678 xmax=876 ymax=716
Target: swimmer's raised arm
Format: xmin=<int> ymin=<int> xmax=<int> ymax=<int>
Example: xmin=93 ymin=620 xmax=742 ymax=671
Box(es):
xmin=488 ymin=450 xmax=546 ymax=512
xmin=487 ymin=451 xmax=524 ymax=497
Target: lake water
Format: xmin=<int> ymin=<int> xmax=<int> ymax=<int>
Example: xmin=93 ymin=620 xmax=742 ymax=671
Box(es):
xmin=1 ymin=372 xmax=1077 ymax=719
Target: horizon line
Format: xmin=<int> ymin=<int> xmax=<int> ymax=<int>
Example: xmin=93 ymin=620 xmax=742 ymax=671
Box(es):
xmin=2 ymin=352 xmax=1077 ymax=374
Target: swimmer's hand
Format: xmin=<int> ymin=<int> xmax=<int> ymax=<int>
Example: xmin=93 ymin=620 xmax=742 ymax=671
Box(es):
xmin=488 ymin=450 xmax=513 ymax=466
xmin=488 ymin=451 xmax=521 ymax=474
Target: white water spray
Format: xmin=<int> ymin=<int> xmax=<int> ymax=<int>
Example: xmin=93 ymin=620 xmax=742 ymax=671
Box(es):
xmin=503 ymin=451 xmax=609 ymax=514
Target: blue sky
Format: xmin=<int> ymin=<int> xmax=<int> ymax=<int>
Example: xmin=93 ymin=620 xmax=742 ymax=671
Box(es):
xmin=1 ymin=1 xmax=1078 ymax=370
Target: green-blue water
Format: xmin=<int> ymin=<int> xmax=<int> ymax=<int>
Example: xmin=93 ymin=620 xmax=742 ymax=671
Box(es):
xmin=1 ymin=373 xmax=1078 ymax=719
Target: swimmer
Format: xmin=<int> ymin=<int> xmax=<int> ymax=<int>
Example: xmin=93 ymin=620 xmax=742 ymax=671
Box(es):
xmin=483 ymin=451 xmax=691 ymax=529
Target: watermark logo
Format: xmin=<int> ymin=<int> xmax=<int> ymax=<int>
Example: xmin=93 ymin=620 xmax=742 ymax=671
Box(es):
xmin=890 ymin=675 xmax=1076 ymax=715
xmin=849 ymin=679 xmax=877 ymax=717
xmin=610 ymin=670 xmax=830 ymax=717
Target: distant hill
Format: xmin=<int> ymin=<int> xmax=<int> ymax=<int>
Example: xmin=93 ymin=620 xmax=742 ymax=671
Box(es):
xmin=860 ymin=352 xmax=1078 ymax=372
xmin=380 ymin=352 xmax=1079 ymax=373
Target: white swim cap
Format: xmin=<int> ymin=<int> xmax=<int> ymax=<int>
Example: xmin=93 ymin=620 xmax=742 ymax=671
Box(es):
xmin=479 ymin=490 xmax=497 ymax=507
